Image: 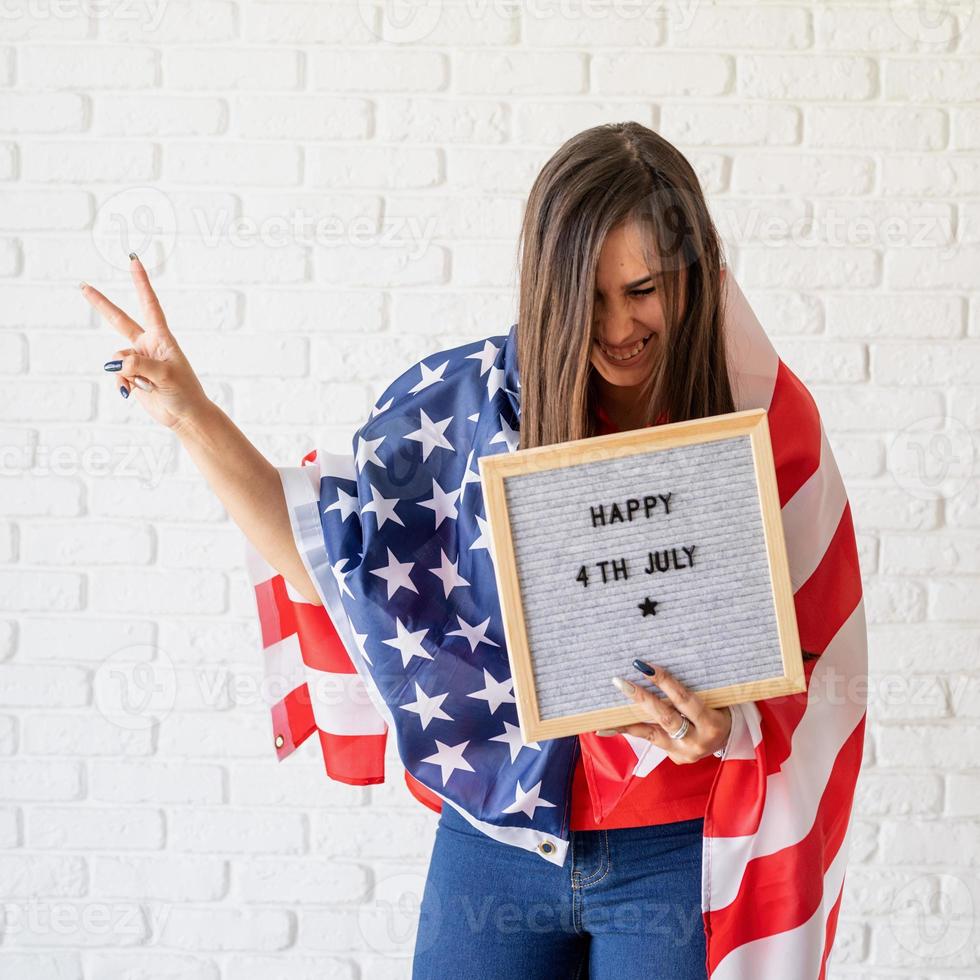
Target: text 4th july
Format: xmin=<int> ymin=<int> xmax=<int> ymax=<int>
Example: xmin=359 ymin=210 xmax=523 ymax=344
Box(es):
xmin=576 ymin=546 xmax=697 ymax=586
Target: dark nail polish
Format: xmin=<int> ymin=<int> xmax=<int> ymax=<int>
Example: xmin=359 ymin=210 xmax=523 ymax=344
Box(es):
xmin=119 ymin=385 xmax=129 ymax=399
xmin=129 ymin=252 xmax=137 ymax=261
xmin=632 ymin=659 xmax=655 ymax=676
xmin=103 ymin=360 xmax=122 ymax=372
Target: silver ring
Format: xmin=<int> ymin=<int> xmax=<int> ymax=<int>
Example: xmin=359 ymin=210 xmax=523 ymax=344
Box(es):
xmin=668 ymin=714 xmax=690 ymax=740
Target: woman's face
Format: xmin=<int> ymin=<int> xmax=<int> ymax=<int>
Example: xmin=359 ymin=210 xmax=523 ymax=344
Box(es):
xmin=589 ymin=220 xmax=673 ymax=388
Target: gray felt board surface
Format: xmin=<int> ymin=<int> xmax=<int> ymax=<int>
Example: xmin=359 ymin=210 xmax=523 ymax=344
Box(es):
xmin=503 ymin=434 xmax=783 ymax=721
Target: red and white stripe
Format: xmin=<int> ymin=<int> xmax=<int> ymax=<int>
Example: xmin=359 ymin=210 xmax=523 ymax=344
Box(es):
xmin=701 ymin=275 xmax=866 ymax=979
xmin=575 ymin=273 xmax=868 ymax=977
xmin=245 ymin=451 xmax=443 ymax=809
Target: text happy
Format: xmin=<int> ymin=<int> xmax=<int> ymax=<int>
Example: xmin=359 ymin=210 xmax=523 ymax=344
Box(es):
xmin=590 ymin=493 xmax=672 ymax=527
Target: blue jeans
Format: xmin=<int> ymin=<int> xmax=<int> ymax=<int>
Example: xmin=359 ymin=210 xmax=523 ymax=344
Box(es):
xmin=412 ymin=803 xmax=708 ymax=979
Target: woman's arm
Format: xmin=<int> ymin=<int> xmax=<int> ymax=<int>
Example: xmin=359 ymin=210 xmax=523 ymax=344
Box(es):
xmin=82 ymin=254 xmax=322 ymax=606
xmin=171 ymin=401 xmax=322 ymax=606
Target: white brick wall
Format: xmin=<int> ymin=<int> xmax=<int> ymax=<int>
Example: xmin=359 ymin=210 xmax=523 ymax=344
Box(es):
xmin=0 ymin=1 xmax=978 ymax=976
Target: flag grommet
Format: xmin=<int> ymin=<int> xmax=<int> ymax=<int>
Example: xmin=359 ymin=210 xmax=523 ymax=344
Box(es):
xmin=274 ymin=734 xmax=284 ymax=749
xmin=537 ymin=840 xmax=555 ymax=856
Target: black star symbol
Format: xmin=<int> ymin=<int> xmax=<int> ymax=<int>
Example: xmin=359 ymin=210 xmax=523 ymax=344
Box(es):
xmin=638 ymin=596 xmax=659 ymax=617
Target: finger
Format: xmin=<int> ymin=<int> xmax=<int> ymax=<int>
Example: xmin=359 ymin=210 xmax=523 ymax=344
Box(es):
xmin=103 ymin=349 xmax=168 ymax=386
xmin=593 ymin=724 xmax=654 ymax=741
xmin=103 ymin=349 xmax=134 ymax=400
xmin=612 ymin=674 xmax=683 ymax=731
xmin=613 ymin=718 xmax=672 ymax=741
xmin=608 ymin=722 xmax=659 ymax=739
xmin=635 ymin=662 xmax=709 ymax=728
xmin=614 ymin=722 xmax=696 ymax=763
xmin=128 ymin=253 xmax=171 ymax=337
xmin=81 ymin=281 xmax=144 ymax=345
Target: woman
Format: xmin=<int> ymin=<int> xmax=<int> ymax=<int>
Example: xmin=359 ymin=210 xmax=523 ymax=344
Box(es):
xmin=82 ymin=123 xmax=866 ymax=979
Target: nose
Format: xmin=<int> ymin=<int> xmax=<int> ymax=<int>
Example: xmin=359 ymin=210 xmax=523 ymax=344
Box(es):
xmin=595 ymin=310 xmax=639 ymax=346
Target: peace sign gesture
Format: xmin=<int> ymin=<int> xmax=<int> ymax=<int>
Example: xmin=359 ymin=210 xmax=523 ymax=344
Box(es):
xmin=599 ymin=660 xmax=734 ymax=764
xmin=80 ymin=253 xmax=209 ymax=431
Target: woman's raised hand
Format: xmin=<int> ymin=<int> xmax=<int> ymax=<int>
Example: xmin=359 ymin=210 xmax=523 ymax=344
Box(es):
xmin=79 ymin=251 xmax=322 ymax=605
xmin=81 ymin=253 xmax=210 ymax=431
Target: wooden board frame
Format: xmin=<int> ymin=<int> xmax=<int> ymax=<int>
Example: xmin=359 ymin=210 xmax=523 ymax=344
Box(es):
xmin=478 ymin=408 xmax=806 ymax=743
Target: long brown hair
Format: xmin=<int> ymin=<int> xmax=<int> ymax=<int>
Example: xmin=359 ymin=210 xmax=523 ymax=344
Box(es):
xmin=515 ymin=121 xmax=735 ymax=450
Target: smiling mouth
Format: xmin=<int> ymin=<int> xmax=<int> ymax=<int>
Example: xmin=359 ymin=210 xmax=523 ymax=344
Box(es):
xmin=595 ymin=333 xmax=653 ymax=363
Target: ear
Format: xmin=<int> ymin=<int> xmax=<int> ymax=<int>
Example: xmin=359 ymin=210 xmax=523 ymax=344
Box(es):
xmin=720 ymin=264 xmax=727 ymax=284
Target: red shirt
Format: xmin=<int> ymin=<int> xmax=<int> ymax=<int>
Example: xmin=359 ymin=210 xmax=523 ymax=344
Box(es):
xmin=569 ymin=399 xmax=719 ymax=830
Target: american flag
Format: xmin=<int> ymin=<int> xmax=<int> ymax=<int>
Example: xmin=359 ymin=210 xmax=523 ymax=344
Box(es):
xmin=245 ymin=269 xmax=867 ymax=977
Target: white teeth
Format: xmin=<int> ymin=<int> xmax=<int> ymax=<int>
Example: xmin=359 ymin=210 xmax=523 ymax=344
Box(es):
xmin=598 ymin=334 xmax=650 ymax=361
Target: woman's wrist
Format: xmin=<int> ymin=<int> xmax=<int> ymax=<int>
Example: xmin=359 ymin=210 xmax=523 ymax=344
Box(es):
xmin=170 ymin=396 xmax=222 ymax=447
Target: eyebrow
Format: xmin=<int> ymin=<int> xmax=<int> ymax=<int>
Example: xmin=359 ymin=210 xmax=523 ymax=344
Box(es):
xmin=595 ymin=273 xmax=662 ymax=295
xmin=624 ymin=275 xmax=655 ymax=289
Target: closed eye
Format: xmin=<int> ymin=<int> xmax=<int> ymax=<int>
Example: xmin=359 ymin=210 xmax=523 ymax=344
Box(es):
xmin=630 ymin=286 xmax=656 ymax=296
